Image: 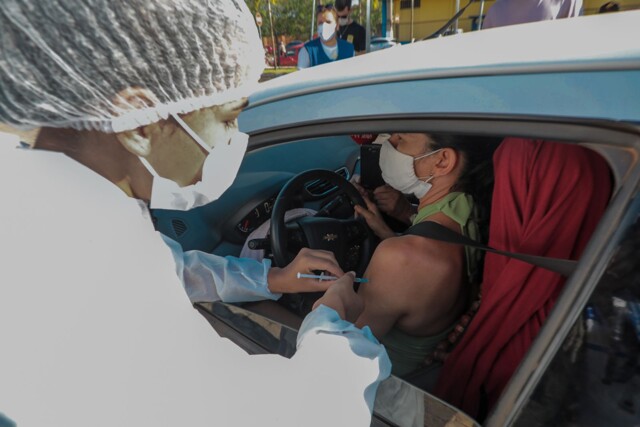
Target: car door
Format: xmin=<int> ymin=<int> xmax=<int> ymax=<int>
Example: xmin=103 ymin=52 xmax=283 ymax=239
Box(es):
xmin=491 ymin=165 xmax=640 ymax=427
xmin=194 ymin=117 xmax=640 ymax=427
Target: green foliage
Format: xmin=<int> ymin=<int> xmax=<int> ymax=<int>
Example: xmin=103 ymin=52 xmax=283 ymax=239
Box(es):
xmin=247 ymin=0 xmax=314 ymax=41
xmin=246 ymin=0 xmax=384 ymax=42
xmin=348 ymin=0 xmax=383 ymax=37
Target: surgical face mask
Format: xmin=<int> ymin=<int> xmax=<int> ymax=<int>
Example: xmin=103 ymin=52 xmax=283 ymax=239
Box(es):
xmin=138 ymin=113 xmax=248 ymax=211
xmin=379 ymin=140 xmax=442 ymax=199
xmin=319 ymin=22 xmax=337 ymax=41
xmin=338 ymin=16 xmax=349 ymax=26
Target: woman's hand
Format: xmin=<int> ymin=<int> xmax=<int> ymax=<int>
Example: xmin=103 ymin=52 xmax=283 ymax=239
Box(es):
xmin=312 ymin=272 xmax=363 ymax=322
xmin=354 ymin=196 xmax=395 ymax=240
xmin=350 ymin=174 xmax=369 ymax=199
xmin=352 ymin=175 xmax=414 ymax=225
xmin=372 ymin=185 xmax=415 ymax=225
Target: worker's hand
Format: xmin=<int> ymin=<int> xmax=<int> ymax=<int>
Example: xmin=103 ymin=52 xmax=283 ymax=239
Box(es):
xmin=373 ymin=185 xmax=414 ymax=225
xmin=354 ymin=196 xmax=395 ymax=240
xmin=313 ymin=272 xmax=363 ymax=323
xmin=267 ymin=247 xmax=344 ymax=294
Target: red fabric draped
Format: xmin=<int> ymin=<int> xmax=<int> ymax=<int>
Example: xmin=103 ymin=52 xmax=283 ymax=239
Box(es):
xmin=434 ymin=138 xmax=612 ymax=418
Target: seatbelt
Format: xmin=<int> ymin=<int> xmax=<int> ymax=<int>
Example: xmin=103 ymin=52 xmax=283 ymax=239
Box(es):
xmin=405 ymin=221 xmax=578 ymax=277
xmin=422 ymin=0 xmax=479 ymax=40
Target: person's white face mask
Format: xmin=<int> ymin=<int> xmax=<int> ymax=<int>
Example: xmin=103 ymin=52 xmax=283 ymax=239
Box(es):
xmin=338 ymin=16 xmax=349 ymax=26
xmin=379 ymin=140 xmax=442 ymax=199
xmin=138 ymin=113 xmax=248 ymax=211
xmin=318 ymin=22 xmax=337 ymax=41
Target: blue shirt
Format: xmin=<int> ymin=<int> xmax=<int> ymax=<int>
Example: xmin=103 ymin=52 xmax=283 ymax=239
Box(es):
xmin=298 ymin=37 xmax=354 ymax=68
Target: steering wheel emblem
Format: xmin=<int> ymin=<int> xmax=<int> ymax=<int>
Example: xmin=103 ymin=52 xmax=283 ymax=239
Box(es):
xmin=323 ymin=233 xmax=338 ymax=242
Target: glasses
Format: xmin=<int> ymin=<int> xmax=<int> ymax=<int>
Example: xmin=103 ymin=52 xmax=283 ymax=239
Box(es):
xmin=316 ymin=3 xmax=334 ymax=12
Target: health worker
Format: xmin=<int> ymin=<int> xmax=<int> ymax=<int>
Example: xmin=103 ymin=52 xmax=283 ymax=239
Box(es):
xmin=298 ymin=4 xmax=355 ymax=69
xmin=0 ymin=1 xmax=390 ymax=426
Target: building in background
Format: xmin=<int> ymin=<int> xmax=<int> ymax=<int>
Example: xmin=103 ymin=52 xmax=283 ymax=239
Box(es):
xmin=390 ymin=0 xmax=639 ymax=42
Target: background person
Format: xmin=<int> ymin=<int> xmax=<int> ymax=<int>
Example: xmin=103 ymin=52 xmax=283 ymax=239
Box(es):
xmin=279 ymin=38 xmax=287 ymax=56
xmin=481 ymin=0 xmax=583 ymax=29
xmin=336 ymin=0 xmax=367 ymax=54
xmin=0 ymin=0 xmax=389 ymax=425
xmin=298 ymin=4 xmax=355 ymax=69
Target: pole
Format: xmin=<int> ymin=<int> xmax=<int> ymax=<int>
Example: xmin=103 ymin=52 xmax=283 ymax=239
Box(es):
xmin=478 ymin=0 xmax=485 ymax=30
xmin=381 ymin=0 xmax=387 ymax=38
xmin=410 ymin=0 xmax=414 ymax=42
xmin=267 ymin=0 xmax=277 ymax=69
xmin=454 ymin=0 xmax=460 ymax=33
xmin=389 ymin=0 xmax=394 ymax=39
xmin=366 ymin=0 xmax=371 ymax=52
xmin=311 ymin=0 xmax=316 ymax=40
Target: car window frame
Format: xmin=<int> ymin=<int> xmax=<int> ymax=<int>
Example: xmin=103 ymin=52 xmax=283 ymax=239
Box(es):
xmin=243 ymin=114 xmax=640 ymax=423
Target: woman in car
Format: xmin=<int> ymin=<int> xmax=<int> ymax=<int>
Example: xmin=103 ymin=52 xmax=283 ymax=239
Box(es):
xmin=353 ymin=133 xmax=495 ymax=377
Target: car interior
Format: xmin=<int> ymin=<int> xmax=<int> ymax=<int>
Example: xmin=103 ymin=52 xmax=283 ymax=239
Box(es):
xmin=151 ymin=118 xmax=638 ymax=425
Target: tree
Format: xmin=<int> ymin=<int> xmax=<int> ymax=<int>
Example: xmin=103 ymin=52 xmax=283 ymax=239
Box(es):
xmin=246 ymin=0 xmax=315 ymax=41
xmin=350 ymin=0 xmax=383 ymax=37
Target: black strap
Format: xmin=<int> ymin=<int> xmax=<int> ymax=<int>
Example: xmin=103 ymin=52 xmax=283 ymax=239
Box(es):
xmin=422 ymin=0 xmax=478 ymax=40
xmin=405 ymin=221 xmax=578 ymax=277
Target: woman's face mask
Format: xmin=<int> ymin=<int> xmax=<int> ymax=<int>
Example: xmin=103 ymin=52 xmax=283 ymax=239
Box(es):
xmin=138 ymin=113 xmax=248 ymax=211
xmin=379 ymin=139 xmax=442 ymax=199
xmin=318 ymin=21 xmax=337 ymax=41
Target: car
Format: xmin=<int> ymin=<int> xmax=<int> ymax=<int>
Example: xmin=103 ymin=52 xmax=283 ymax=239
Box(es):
xmin=152 ymin=11 xmax=640 ymax=427
xmin=264 ymin=44 xmax=275 ymax=66
xmin=369 ymin=36 xmax=398 ymax=52
xmin=277 ymin=44 xmax=304 ymax=67
xmin=285 ymin=40 xmax=304 ymax=51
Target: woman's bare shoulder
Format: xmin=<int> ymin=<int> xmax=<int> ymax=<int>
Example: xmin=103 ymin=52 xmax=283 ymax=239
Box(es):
xmin=372 ymin=231 xmax=464 ymax=278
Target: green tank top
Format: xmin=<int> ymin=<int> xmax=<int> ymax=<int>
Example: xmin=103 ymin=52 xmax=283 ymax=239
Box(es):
xmin=382 ymin=192 xmax=479 ymax=377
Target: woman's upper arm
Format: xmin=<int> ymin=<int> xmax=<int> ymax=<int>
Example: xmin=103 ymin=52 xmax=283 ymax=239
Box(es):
xmin=355 ymin=239 xmax=413 ymax=338
xmin=297 ymin=47 xmax=310 ymax=69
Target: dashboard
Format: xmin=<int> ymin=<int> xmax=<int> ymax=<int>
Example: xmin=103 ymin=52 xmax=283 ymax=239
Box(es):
xmin=152 ymin=136 xmax=361 ymax=255
xmin=236 ymin=194 xmax=277 ymax=236
xmin=233 ymin=166 xmax=352 ymax=240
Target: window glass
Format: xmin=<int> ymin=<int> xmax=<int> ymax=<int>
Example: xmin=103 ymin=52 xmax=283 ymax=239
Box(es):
xmin=514 ymin=212 xmax=640 ymax=427
xmin=400 ymin=0 xmax=421 ymax=9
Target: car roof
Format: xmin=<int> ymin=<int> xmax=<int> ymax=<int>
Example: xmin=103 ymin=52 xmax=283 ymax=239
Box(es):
xmin=248 ymin=12 xmax=640 ymax=108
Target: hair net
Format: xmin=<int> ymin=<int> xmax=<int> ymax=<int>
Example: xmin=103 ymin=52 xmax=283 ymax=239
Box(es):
xmin=0 ymin=0 xmax=264 ymax=133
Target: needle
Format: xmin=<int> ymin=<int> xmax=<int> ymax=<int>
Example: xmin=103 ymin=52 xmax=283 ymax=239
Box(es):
xmin=296 ymin=272 xmax=368 ymax=283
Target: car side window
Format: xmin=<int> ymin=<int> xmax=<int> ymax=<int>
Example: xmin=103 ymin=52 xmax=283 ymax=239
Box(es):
xmin=514 ymin=213 xmax=640 ymax=427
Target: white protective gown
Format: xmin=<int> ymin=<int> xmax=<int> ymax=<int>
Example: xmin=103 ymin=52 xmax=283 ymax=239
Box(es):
xmin=0 ymin=133 xmax=390 ymax=427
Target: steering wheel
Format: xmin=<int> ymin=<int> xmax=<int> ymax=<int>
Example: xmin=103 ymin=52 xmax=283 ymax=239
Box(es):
xmin=270 ymin=169 xmax=374 ymax=277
